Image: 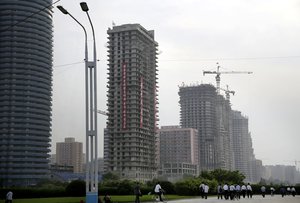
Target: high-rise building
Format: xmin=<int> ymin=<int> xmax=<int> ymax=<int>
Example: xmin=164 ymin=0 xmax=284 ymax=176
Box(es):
xmin=105 ymin=24 xmax=158 ymax=181
xmin=231 ymin=110 xmax=255 ymax=181
xmin=179 ymin=84 xmax=217 ymax=170
xmin=56 ymin=138 xmax=83 ymax=173
xmin=0 ymin=0 xmax=53 ymax=186
xmin=179 ymin=84 xmax=232 ymax=171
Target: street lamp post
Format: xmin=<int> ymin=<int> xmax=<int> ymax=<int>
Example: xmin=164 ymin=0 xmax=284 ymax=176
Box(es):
xmin=57 ymin=3 xmax=98 ymax=203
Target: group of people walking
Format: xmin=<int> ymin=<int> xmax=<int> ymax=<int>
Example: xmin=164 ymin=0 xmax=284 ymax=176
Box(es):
xmin=278 ymin=186 xmax=297 ymax=197
xmin=215 ymin=183 xmax=253 ymax=200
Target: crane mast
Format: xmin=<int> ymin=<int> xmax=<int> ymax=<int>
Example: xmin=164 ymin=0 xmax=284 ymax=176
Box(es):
xmin=220 ymin=85 xmax=235 ymax=101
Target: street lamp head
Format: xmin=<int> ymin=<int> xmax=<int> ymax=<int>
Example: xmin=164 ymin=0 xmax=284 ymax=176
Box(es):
xmin=80 ymin=2 xmax=89 ymax=12
xmin=57 ymin=6 xmax=68 ymax=14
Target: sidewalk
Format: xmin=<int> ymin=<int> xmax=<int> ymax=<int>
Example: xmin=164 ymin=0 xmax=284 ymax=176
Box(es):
xmin=169 ymin=195 xmax=300 ymax=203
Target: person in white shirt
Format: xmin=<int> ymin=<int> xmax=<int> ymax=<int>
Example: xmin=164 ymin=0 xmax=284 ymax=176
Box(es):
xmin=270 ymin=187 xmax=275 ymax=196
xmin=287 ymin=187 xmax=291 ymax=195
xmin=235 ymin=185 xmax=241 ymax=199
xmin=241 ymin=184 xmax=247 ymax=198
xmin=291 ymin=187 xmax=296 ymax=197
xmin=229 ymin=184 xmax=236 ymax=200
xmin=246 ymin=183 xmax=252 ymax=198
xmin=223 ymin=183 xmax=229 ymax=200
xmin=154 ymin=182 xmax=164 ymax=202
xmin=203 ymin=184 xmax=209 ymax=199
xmin=6 ymin=191 xmax=13 ymax=203
xmin=199 ymin=182 xmax=205 ymax=199
xmin=261 ymin=186 xmax=266 ymax=198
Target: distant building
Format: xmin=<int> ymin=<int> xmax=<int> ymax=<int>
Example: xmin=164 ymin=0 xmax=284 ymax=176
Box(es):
xmin=104 ymin=24 xmax=158 ymax=181
xmin=0 ymin=0 xmax=53 ymax=187
xmin=158 ymin=126 xmax=199 ymax=181
xmin=50 ymin=154 xmax=56 ymax=164
xmin=263 ymin=165 xmax=298 ymax=185
xmin=158 ymin=126 xmax=199 ymax=165
xmin=56 ymin=138 xmax=83 ymax=173
xmin=158 ymin=162 xmax=198 ymax=182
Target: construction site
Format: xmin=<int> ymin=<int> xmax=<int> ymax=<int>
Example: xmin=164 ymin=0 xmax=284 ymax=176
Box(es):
xmin=177 ymin=64 xmax=261 ymax=182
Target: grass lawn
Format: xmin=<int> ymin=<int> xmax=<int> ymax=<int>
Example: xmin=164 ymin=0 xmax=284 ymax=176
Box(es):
xmin=12 ymin=195 xmax=194 ymax=203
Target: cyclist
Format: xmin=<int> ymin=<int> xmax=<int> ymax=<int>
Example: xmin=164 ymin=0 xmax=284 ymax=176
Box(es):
xmin=154 ymin=182 xmax=164 ymax=202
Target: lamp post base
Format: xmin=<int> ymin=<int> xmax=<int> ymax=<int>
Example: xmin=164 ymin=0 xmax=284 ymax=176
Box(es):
xmin=86 ymin=192 xmax=98 ymax=203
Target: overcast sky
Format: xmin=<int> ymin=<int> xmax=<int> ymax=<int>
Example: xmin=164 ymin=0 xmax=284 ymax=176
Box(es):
xmin=52 ymin=0 xmax=300 ymax=168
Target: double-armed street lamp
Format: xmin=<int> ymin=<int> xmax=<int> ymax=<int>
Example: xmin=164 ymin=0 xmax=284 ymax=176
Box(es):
xmin=57 ymin=3 xmax=98 ymax=203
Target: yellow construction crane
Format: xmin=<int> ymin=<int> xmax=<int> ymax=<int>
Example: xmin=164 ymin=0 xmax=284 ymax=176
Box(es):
xmin=220 ymin=85 xmax=235 ymax=101
xmin=203 ymin=63 xmax=252 ymax=94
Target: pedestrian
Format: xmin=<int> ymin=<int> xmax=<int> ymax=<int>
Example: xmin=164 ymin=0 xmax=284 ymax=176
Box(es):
xmin=261 ymin=185 xmax=266 ymax=198
xmin=280 ymin=187 xmax=286 ymax=198
xmin=203 ymin=184 xmax=209 ymax=199
xmin=103 ymin=194 xmax=111 ymax=203
xmin=223 ymin=183 xmax=229 ymax=200
xmin=246 ymin=183 xmax=252 ymax=198
xmin=154 ymin=182 xmax=164 ymax=202
xmin=287 ymin=187 xmax=291 ymax=195
xmin=217 ymin=183 xmax=223 ymax=199
xmin=134 ymin=182 xmax=142 ymax=203
xmin=6 ymin=191 xmax=13 ymax=203
xmin=291 ymin=187 xmax=296 ymax=197
xmin=229 ymin=184 xmax=235 ymax=200
xmin=235 ymin=184 xmax=241 ymax=199
xmin=241 ymin=184 xmax=247 ymax=198
xmin=270 ymin=187 xmax=275 ymax=196
xmin=199 ymin=182 xmax=205 ymax=199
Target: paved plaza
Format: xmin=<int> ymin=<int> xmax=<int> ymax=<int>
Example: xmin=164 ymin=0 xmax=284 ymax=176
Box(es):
xmin=169 ymin=196 xmax=300 ymax=203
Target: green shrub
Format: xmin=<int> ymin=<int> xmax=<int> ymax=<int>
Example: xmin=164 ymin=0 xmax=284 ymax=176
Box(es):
xmin=65 ymin=180 xmax=85 ymax=197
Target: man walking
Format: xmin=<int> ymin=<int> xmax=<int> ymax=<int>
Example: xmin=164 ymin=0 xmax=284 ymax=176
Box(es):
xmin=134 ymin=182 xmax=142 ymax=203
xmin=217 ymin=183 xmax=223 ymax=199
xmin=246 ymin=183 xmax=252 ymax=198
xmin=6 ymin=191 xmax=13 ymax=203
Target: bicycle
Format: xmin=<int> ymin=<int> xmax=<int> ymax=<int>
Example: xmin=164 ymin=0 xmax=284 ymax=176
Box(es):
xmin=149 ymin=191 xmax=168 ymax=203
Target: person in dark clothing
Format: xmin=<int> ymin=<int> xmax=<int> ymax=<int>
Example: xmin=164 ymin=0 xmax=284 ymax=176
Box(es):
xmin=134 ymin=182 xmax=142 ymax=203
xmin=217 ymin=184 xmax=223 ymax=199
xmin=103 ymin=194 xmax=111 ymax=203
xmin=280 ymin=187 xmax=286 ymax=197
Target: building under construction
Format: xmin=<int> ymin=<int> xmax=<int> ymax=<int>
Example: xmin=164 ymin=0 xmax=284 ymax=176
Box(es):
xmin=179 ymin=84 xmax=231 ymax=171
xmin=104 ymin=24 xmax=158 ymax=181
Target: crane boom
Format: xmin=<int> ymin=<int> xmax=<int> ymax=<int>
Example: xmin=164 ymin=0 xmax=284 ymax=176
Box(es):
xmin=203 ymin=63 xmax=252 ymax=94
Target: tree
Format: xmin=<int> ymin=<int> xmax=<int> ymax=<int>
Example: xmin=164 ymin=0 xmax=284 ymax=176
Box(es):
xmin=102 ymin=172 xmax=120 ymax=181
xmin=200 ymin=169 xmax=245 ymax=184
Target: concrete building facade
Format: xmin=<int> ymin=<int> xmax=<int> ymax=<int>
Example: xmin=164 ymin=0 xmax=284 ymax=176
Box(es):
xmin=56 ymin=138 xmax=83 ymax=173
xmin=158 ymin=126 xmax=199 ymax=180
xmin=158 ymin=126 xmax=199 ymax=165
xmin=231 ymin=110 xmax=258 ymax=181
xmin=179 ymin=84 xmax=232 ymax=171
xmin=0 ymin=0 xmax=53 ymax=186
xmin=105 ymin=24 xmax=158 ymax=181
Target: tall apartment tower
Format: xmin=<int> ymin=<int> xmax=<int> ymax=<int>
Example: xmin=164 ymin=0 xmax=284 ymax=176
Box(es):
xmin=179 ymin=84 xmax=233 ymax=171
xmin=105 ymin=24 xmax=158 ymax=180
xmin=179 ymin=84 xmax=218 ymax=171
xmin=56 ymin=138 xmax=83 ymax=173
xmin=231 ymin=110 xmax=254 ymax=180
xmin=0 ymin=0 xmax=53 ymax=186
